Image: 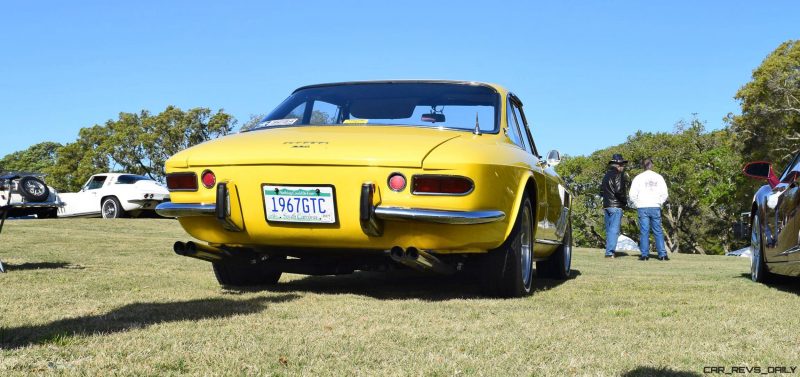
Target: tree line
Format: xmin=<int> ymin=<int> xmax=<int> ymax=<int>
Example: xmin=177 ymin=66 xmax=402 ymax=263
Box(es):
xmin=1 ymin=40 xmax=797 ymax=254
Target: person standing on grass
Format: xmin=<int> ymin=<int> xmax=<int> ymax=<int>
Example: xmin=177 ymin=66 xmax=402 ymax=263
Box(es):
xmin=601 ymin=153 xmax=629 ymax=258
xmin=629 ymin=158 xmax=669 ymax=261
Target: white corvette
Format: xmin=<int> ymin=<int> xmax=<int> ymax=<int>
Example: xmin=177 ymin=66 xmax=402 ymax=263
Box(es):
xmin=58 ymin=173 xmax=170 ymax=218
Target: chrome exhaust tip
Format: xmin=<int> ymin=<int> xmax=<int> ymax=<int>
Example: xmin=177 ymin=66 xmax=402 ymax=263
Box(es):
xmin=406 ymin=247 xmax=419 ymax=260
xmin=388 ymin=246 xmax=454 ymax=275
xmin=173 ymin=241 xmax=226 ymax=262
xmin=173 ymin=241 xmax=187 ymax=256
xmin=389 ymin=246 xmax=405 ymax=260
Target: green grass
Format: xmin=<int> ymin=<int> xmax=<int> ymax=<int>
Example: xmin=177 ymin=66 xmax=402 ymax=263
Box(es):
xmin=1 ymin=219 xmax=798 ymax=376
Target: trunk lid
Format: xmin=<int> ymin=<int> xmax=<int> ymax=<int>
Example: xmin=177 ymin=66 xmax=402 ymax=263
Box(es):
xmin=179 ymin=126 xmax=462 ymax=168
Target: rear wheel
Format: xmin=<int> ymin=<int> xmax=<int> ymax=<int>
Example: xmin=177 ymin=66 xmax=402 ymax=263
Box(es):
xmin=213 ymin=256 xmax=285 ymax=286
xmin=481 ymin=194 xmax=534 ymax=298
xmin=750 ymin=214 xmax=774 ymax=283
xmin=537 ymin=219 xmax=572 ymax=279
xmin=101 ymin=197 xmax=127 ymax=218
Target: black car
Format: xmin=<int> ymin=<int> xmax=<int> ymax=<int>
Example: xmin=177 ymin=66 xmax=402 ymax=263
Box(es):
xmin=743 ymin=157 xmax=800 ymax=282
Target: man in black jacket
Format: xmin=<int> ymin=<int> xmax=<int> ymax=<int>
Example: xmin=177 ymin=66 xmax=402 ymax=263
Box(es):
xmin=601 ymin=154 xmax=628 ymax=258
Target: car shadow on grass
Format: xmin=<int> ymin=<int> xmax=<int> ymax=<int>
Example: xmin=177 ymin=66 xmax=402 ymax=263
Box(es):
xmin=0 ymin=294 xmax=299 ymax=350
xmin=1 ymin=261 xmax=85 ymax=271
xmin=242 ymin=269 xmax=582 ymax=301
xmin=737 ymin=273 xmax=800 ymax=295
xmin=621 ymin=366 xmax=701 ymax=377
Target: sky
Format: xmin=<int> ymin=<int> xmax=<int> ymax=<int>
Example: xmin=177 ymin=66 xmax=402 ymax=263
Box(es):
xmin=0 ymin=1 xmax=798 ymax=158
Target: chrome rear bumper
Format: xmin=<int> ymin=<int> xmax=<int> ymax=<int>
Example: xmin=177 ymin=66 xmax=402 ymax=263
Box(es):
xmin=156 ymin=202 xmax=505 ymax=225
xmin=155 ymin=202 xmax=215 ymax=217
xmin=373 ymin=207 xmax=505 ymax=224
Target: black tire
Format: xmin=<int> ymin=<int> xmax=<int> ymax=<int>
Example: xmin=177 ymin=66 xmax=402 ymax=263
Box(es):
xmin=213 ymin=256 xmax=285 ymax=287
xmin=37 ymin=208 xmax=59 ymax=219
xmin=18 ymin=176 xmax=49 ymax=202
xmin=101 ymin=197 xmax=127 ymax=219
xmin=537 ymin=219 xmax=572 ymax=279
xmin=750 ymin=214 xmax=774 ymax=283
xmin=481 ymin=194 xmax=535 ymax=298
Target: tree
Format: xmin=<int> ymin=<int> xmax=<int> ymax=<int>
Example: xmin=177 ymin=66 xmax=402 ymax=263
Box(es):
xmin=0 ymin=141 xmax=62 ymax=173
xmin=47 ymin=125 xmax=112 ymax=191
xmin=732 ymin=39 xmax=800 ymax=165
xmin=103 ymin=106 xmax=235 ymax=180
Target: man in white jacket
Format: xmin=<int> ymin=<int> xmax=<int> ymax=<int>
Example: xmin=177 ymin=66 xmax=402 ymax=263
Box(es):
xmin=629 ymin=158 xmax=669 ymax=261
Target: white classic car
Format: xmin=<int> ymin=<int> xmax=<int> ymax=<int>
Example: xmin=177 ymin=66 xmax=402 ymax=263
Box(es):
xmin=58 ymin=173 xmax=170 ymax=218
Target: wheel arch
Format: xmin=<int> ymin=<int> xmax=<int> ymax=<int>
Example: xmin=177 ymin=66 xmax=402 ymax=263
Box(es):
xmin=100 ymin=194 xmax=117 ymax=207
xmin=502 ymin=171 xmax=539 ymax=243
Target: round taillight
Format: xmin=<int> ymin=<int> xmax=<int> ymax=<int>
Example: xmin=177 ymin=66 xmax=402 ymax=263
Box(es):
xmin=201 ymin=170 xmax=216 ymax=188
xmin=388 ymin=173 xmax=407 ymax=192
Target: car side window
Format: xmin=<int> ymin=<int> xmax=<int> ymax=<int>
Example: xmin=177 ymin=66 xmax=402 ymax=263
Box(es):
xmin=311 ymin=100 xmax=340 ymax=124
xmin=512 ymin=103 xmax=540 ymax=158
xmin=506 ymin=99 xmax=525 ymax=149
xmin=86 ymin=176 xmax=107 ymax=190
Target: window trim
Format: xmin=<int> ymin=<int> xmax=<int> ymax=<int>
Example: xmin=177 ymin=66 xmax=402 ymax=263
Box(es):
xmin=505 ymin=98 xmax=527 ymax=150
xmin=509 ymin=93 xmax=541 ymax=159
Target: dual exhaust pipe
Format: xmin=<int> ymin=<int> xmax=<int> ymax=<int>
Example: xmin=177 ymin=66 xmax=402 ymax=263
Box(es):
xmin=173 ymin=241 xmax=230 ymax=262
xmin=389 ymin=246 xmax=454 ymax=275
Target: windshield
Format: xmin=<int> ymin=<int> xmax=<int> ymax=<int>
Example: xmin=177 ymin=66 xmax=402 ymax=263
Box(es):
xmin=251 ymin=82 xmax=499 ymax=133
xmin=116 ymin=175 xmax=151 ymax=184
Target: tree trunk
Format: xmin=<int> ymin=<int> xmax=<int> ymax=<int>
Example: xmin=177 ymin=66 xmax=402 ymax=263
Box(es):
xmin=663 ymin=204 xmax=683 ymax=252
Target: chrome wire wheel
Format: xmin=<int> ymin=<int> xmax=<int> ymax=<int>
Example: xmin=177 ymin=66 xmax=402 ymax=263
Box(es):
xmin=750 ymin=216 xmax=761 ymax=282
xmin=520 ymin=204 xmax=533 ymax=289
xmin=102 ymin=199 xmax=118 ymax=219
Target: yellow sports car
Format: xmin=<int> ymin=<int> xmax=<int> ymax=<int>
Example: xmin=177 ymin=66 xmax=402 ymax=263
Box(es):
xmin=157 ymin=80 xmax=572 ymax=297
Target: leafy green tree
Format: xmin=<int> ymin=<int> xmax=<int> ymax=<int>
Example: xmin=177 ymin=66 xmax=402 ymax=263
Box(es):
xmin=732 ymin=39 xmax=800 ymax=164
xmin=48 ymin=125 xmax=112 ymax=191
xmin=0 ymin=141 xmax=62 ymax=173
xmin=104 ymin=106 xmax=235 ymax=180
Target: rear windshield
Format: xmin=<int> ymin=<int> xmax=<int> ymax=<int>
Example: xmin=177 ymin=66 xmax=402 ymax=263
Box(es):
xmin=116 ymin=175 xmax=151 ymax=184
xmin=250 ymin=82 xmax=499 ymax=133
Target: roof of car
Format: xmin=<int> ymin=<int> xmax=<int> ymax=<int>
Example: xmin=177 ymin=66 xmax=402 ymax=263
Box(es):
xmin=293 ymin=80 xmax=506 ymax=94
xmin=92 ymin=173 xmax=150 ymax=178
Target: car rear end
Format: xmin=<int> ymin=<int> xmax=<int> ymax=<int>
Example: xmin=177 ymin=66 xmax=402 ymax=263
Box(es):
xmin=159 ymin=127 xmax=514 ymax=254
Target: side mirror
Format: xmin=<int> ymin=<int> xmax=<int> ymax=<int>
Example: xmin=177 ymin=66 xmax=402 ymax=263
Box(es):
xmin=546 ymin=150 xmax=562 ymax=167
xmin=742 ymin=161 xmax=779 ymax=188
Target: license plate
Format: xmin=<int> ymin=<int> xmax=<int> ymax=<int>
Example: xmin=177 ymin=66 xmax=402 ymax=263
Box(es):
xmin=263 ymin=185 xmax=336 ymax=223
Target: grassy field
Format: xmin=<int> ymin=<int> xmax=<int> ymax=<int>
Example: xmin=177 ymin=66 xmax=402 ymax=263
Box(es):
xmin=0 ymin=219 xmax=798 ymax=376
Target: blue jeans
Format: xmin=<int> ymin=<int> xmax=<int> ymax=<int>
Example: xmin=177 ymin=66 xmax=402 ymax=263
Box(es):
xmin=604 ymin=207 xmax=622 ymax=256
xmin=638 ymin=207 xmax=666 ymax=257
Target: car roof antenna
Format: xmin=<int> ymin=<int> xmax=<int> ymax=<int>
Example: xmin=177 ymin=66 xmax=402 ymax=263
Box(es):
xmin=473 ymin=112 xmax=482 ymax=135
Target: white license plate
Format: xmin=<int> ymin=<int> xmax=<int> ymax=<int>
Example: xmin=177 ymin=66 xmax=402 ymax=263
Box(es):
xmin=263 ymin=185 xmax=336 ymax=223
